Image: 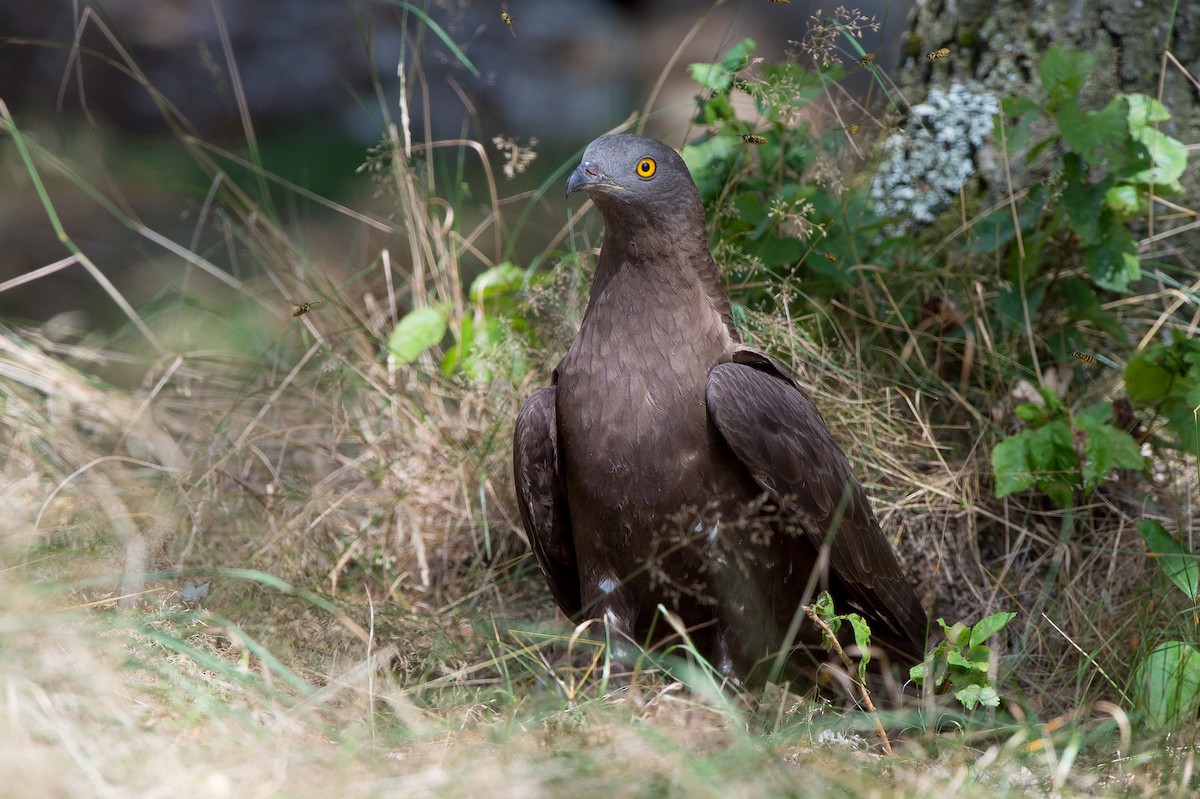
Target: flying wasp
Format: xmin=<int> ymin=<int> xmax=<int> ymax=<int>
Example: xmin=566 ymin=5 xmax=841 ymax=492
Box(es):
xmin=740 ymin=133 xmax=768 ymax=144
xmin=817 ymin=250 xmax=838 ymax=262
xmin=769 ymin=0 xmax=791 ymax=4
xmin=292 ymin=301 xmax=323 ymax=318
xmin=857 ymin=52 xmax=876 ymax=68
xmin=501 ymin=5 xmax=516 ymax=37
xmin=1071 ymin=350 xmax=1119 ymax=369
xmin=926 ymin=47 xmax=951 ymax=61
xmin=844 ymin=123 xmax=860 ymax=135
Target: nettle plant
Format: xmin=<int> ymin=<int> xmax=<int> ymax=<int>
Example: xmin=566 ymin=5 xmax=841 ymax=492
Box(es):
xmin=987 ymin=47 xmax=1191 ymax=506
xmin=1135 ymin=518 xmax=1200 ymax=729
xmin=388 ymin=262 xmax=544 ymax=382
xmin=680 ymin=39 xmax=882 ymax=301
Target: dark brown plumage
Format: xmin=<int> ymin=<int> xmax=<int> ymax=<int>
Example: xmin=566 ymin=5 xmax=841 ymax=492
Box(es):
xmin=513 ymin=133 xmax=927 ymax=679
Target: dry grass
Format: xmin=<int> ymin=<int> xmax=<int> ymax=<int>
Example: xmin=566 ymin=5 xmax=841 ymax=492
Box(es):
xmin=2 ymin=5 xmax=1200 ymax=797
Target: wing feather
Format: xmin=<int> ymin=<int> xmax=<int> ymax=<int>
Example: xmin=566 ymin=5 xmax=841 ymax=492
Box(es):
xmin=513 ymin=387 xmax=581 ymax=617
xmin=706 ymin=352 xmax=927 ymax=656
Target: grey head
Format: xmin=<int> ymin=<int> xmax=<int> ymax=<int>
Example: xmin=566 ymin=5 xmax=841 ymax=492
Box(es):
xmin=564 ymin=134 xmax=704 ymax=229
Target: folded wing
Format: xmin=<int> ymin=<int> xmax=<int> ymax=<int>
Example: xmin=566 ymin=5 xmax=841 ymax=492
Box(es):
xmin=706 ymin=350 xmax=928 ymax=660
xmin=512 ymin=386 xmax=581 ymax=618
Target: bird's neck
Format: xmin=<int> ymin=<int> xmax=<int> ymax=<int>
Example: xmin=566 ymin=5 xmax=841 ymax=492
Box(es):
xmin=585 ymin=219 xmax=736 ymax=338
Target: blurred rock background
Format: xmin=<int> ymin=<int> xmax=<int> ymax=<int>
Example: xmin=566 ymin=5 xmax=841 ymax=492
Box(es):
xmin=4 ymin=0 xmax=1192 ymax=330
xmin=0 ymin=1 xmax=913 ymax=329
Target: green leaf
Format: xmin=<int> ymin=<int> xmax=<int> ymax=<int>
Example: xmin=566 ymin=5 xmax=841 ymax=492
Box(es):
xmin=1084 ymin=222 xmax=1141 ymax=292
xmin=998 ymin=96 xmax=1039 ymax=153
xmin=1055 ymin=95 xmax=1130 ymax=165
xmin=977 ymin=686 xmax=1002 ymax=708
xmin=1062 ymin=153 xmax=1107 ymax=244
xmin=813 ymin=590 xmax=835 ymax=618
xmin=688 ymin=38 xmax=756 ymax=94
xmin=1128 ymin=127 xmax=1188 ymax=192
xmin=680 ymin=136 xmax=738 ymax=201
xmin=970 ymin=612 xmax=1016 ymax=646
xmin=469 ymin=262 xmax=525 ymax=303
xmin=1125 ymin=93 xmax=1188 ymax=192
xmin=1127 ymin=92 xmax=1171 ymax=126
xmin=955 ymin=684 xmax=986 ymax=710
xmin=1140 ymin=641 xmax=1200 ymax=729
xmin=1125 ymin=349 xmax=1176 ymax=405
xmin=909 ymin=662 xmax=926 ymax=683
xmin=1028 ymin=421 xmax=1078 ymax=476
xmin=1162 ymin=402 xmax=1200 ymax=454
xmin=1074 ymin=402 xmax=1114 ymax=426
xmin=937 ymin=619 xmax=971 ymax=648
xmin=1137 ymin=519 xmax=1200 ymax=599
xmin=1043 ymin=481 xmax=1076 ymax=509
xmin=992 ymin=434 xmax=1034 ymax=497
xmin=947 ymin=650 xmax=990 ymax=673
xmin=1077 ymin=417 xmax=1145 ymax=490
xmin=1014 ymin=403 xmax=1048 ymax=425
xmin=1105 ymin=184 xmax=1142 ymax=215
xmin=846 ymin=613 xmax=873 ymax=681
xmin=388 ymin=305 xmax=448 ymax=364
xmin=1038 ymin=47 xmax=1095 ymax=104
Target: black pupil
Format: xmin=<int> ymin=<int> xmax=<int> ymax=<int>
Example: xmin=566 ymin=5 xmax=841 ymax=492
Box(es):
xmin=640 ymin=161 xmax=650 ymax=173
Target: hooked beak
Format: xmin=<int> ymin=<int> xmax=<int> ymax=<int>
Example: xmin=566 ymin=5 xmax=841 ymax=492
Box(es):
xmin=565 ymin=160 xmax=621 ymax=199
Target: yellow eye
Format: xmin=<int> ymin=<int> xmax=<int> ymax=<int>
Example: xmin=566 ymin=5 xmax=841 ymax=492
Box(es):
xmin=635 ymin=157 xmax=657 ymax=179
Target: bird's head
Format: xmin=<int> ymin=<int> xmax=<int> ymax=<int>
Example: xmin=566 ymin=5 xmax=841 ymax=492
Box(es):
xmin=565 ymin=134 xmax=704 ymax=229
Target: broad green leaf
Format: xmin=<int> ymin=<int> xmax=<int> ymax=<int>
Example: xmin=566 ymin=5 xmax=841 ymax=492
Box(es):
xmin=1084 ymin=222 xmax=1141 ymax=292
xmin=469 ymin=262 xmax=525 ymax=302
xmin=680 ymin=136 xmax=737 ymax=201
xmin=1055 ymin=95 xmax=1131 ymax=165
xmin=992 ymin=434 xmax=1034 ymax=497
xmin=1077 ymin=416 xmax=1146 ymax=490
xmin=813 ymin=590 xmax=836 ymax=618
xmin=1074 ymin=402 xmax=1114 ymax=425
xmin=976 ymin=686 xmax=1002 ymax=708
xmin=388 ymin=305 xmax=447 ymax=364
xmin=947 ymin=650 xmax=989 ymax=673
xmin=1125 ymin=93 xmax=1188 ymax=191
xmin=1137 ymin=519 xmax=1200 ymax=599
xmin=1062 ymin=153 xmax=1106 ymax=244
xmin=688 ymin=38 xmax=756 ymax=94
xmin=1038 ymin=47 xmax=1095 ymax=104
xmin=1014 ymin=403 xmax=1048 ymax=425
xmin=1128 ymin=127 xmax=1188 ymax=192
xmin=1125 ymin=350 xmax=1176 ymax=405
xmin=937 ymin=619 xmax=971 ymax=648
xmin=970 ymin=611 xmax=1017 ymax=646
xmin=1028 ymin=421 xmax=1078 ymax=475
xmin=1105 ymin=184 xmax=1142 ymax=215
xmin=955 ymin=684 xmax=986 ymax=709
xmin=1140 ymin=641 xmax=1200 ymax=729
xmin=1043 ymin=481 xmax=1076 ymax=509
xmin=1127 ymin=92 xmax=1171 ymax=126
xmin=998 ymin=96 xmax=1039 ymax=153
xmin=1163 ymin=402 xmax=1200 ymax=455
